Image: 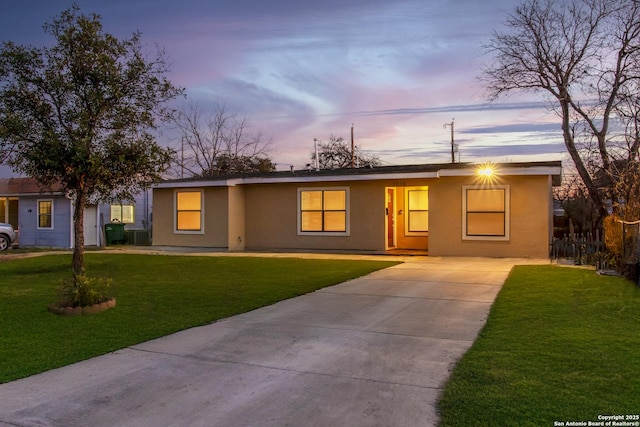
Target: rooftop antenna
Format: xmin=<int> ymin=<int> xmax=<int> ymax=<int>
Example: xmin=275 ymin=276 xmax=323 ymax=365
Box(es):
xmin=443 ymin=118 xmax=455 ymax=163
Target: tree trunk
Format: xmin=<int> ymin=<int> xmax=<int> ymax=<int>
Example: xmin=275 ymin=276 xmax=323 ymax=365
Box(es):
xmin=72 ymin=189 xmax=86 ymax=278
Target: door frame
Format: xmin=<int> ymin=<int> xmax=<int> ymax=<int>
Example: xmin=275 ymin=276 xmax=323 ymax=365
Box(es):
xmin=385 ymin=187 xmax=396 ymax=249
xmin=83 ymin=205 xmax=99 ymax=246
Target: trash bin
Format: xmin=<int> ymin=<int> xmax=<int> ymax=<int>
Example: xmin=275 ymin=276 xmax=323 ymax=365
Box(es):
xmin=105 ymin=222 xmax=125 ymax=244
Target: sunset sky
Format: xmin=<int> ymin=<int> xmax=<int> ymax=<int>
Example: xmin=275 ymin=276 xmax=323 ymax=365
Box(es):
xmin=0 ymin=0 xmax=567 ymax=177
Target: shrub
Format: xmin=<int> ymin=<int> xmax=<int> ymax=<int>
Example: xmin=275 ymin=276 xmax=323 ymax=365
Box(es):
xmin=57 ymin=274 xmax=113 ymax=308
xmin=604 ymin=214 xmax=623 ymax=259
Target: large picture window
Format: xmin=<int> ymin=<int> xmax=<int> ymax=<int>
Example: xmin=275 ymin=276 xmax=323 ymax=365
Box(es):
xmin=406 ymin=188 xmax=428 ymax=234
xmin=462 ymin=185 xmax=509 ymax=240
xmin=38 ymin=200 xmax=53 ymax=229
xmin=298 ymin=187 xmax=349 ymax=235
xmin=175 ymin=190 xmax=203 ymax=233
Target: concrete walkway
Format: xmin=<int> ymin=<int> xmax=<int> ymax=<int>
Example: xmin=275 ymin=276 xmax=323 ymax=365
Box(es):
xmin=0 ymin=255 xmax=548 ymax=427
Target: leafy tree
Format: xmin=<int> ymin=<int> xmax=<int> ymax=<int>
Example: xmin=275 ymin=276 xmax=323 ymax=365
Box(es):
xmin=482 ymin=0 xmax=640 ymax=220
xmin=174 ymin=101 xmax=275 ymax=177
xmin=0 ymin=6 xmax=182 ymax=279
xmin=310 ymin=135 xmax=381 ymax=169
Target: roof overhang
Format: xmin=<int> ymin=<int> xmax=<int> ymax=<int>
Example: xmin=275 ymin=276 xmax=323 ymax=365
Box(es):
xmin=241 ymin=171 xmax=440 ymax=184
xmin=154 ymin=178 xmax=244 ymax=188
xmin=153 ymin=162 xmax=563 ymax=188
xmin=438 ymin=165 xmax=563 ymax=185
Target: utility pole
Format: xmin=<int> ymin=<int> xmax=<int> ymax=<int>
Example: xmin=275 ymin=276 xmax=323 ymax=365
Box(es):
xmin=443 ymin=119 xmax=455 ymax=163
xmin=181 ymin=137 xmax=184 ymax=178
xmin=350 ymin=123 xmax=355 ymax=168
xmin=313 ymin=138 xmax=319 ymax=171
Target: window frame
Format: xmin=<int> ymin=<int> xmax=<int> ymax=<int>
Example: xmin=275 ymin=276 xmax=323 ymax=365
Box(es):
xmin=110 ymin=204 xmax=135 ymax=224
xmin=297 ymin=187 xmax=350 ymax=236
xmin=37 ymin=199 xmax=54 ymax=230
xmin=404 ymin=187 xmax=429 ymax=236
xmin=462 ymin=185 xmax=510 ymax=241
xmin=174 ymin=190 xmax=204 ymax=234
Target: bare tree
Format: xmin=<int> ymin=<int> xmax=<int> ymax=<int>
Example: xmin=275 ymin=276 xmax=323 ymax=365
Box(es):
xmin=482 ymin=0 xmax=640 ymax=220
xmin=174 ymin=101 xmax=274 ymax=177
xmin=553 ymin=170 xmax=601 ymax=234
xmin=310 ymin=135 xmax=381 ymax=169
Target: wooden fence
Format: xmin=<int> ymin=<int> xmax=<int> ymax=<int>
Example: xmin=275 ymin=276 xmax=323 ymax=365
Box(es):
xmin=551 ymin=222 xmax=640 ymax=277
xmin=550 ymin=231 xmax=606 ymax=267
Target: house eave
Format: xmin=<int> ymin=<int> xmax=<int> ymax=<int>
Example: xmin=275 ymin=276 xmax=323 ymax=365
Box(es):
xmin=241 ymin=171 xmax=440 ymax=184
xmin=153 ymin=161 xmax=563 ymax=188
xmin=0 ymin=191 xmax=65 ymax=197
xmin=154 ymin=179 xmax=244 ymax=188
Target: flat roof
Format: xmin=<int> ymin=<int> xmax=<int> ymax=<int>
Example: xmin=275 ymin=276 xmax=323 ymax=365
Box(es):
xmin=155 ymin=161 xmax=563 ymax=188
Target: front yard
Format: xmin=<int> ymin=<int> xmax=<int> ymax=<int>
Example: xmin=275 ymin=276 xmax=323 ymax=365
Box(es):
xmin=0 ymin=253 xmax=397 ymax=383
xmin=438 ymin=265 xmax=640 ymax=426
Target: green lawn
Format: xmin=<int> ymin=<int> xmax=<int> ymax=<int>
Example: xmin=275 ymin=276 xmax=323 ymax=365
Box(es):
xmin=438 ymin=265 xmax=640 ymax=427
xmin=0 ymin=253 xmax=397 ymax=384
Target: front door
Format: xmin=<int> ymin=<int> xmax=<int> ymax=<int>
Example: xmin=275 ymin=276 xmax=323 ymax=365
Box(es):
xmin=386 ymin=188 xmax=395 ymax=248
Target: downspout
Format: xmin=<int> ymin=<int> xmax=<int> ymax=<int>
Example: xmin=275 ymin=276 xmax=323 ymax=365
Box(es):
xmin=70 ymin=198 xmax=74 ymax=249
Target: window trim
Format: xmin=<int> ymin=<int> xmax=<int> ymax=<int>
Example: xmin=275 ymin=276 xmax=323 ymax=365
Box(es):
xmin=462 ymin=185 xmax=510 ymax=241
xmin=297 ymin=187 xmax=350 ymax=236
xmin=37 ymin=199 xmax=54 ymax=230
xmin=404 ymin=187 xmax=429 ymax=236
xmin=174 ymin=189 xmax=204 ymax=234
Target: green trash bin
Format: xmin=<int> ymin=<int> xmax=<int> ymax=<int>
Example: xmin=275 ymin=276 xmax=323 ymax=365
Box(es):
xmin=105 ymin=222 xmax=125 ymax=244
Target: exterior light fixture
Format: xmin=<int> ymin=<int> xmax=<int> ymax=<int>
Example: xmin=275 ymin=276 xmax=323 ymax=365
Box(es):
xmin=477 ymin=166 xmax=494 ymax=177
xmin=476 ymin=163 xmax=498 ymax=182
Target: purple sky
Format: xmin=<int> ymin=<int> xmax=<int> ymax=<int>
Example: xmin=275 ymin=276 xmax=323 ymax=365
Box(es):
xmin=0 ymin=0 xmax=567 ymax=177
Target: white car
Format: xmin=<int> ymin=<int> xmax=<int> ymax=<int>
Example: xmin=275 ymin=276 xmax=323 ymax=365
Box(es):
xmin=0 ymin=223 xmax=16 ymax=251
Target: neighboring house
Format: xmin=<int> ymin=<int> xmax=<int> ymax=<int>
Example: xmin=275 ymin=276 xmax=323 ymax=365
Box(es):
xmin=152 ymin=161 xmax=562 ymax=258
xmin=0 ymin=178 xmax=152 ymax=248
xmin=99 ymin=190 xmax=152 ymax=245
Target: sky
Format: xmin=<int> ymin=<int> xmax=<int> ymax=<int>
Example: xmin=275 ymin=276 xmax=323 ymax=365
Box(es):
xmin=0 ymin=0 xmax=567 ymax=177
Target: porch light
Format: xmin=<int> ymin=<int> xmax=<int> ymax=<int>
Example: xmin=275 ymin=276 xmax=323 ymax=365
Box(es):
xmin=476 ymin=163 xmax=498 ymax=182
xmin=477 ymin=164 xmax=496 ymax=176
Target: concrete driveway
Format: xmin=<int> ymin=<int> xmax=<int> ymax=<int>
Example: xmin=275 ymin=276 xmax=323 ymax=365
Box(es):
xmin=0 ymin=256 xmax=547 ymax=427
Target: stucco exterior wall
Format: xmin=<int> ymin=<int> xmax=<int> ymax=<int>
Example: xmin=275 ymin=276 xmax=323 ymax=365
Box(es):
xmin=151 ymin=169 xmax=555 ymax=258
xmin=227 ymin=185 xmax=245 ymax=251
xmin=152 ymin=187 xmax=229 ymax=248
xmin=428 ymin=175 xmax=552 ymax=258
xmin=244 ymin=181 xmax=386 ymax=252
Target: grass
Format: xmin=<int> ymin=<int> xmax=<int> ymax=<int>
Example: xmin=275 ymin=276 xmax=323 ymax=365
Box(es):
xmin=0 ymin=253 xmax=397 ymax=384
xmin=438 ymin=265 xmax=640 ymax=426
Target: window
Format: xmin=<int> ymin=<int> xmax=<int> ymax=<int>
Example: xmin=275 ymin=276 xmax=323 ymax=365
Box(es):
xmin=462 ymin=185 xmax=510 ymax=240
xmin=406 ymin=188 xmax=428 ymax=234
xmin=38 ymin=200 xmax=53 ymax=229
xmin=175 ymin=190 xmax=203 ymax=233
xmin=110 ymin=204 xmax=135 ymax=224
xmin=298 ymin=187 xmax=349 ymax=235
